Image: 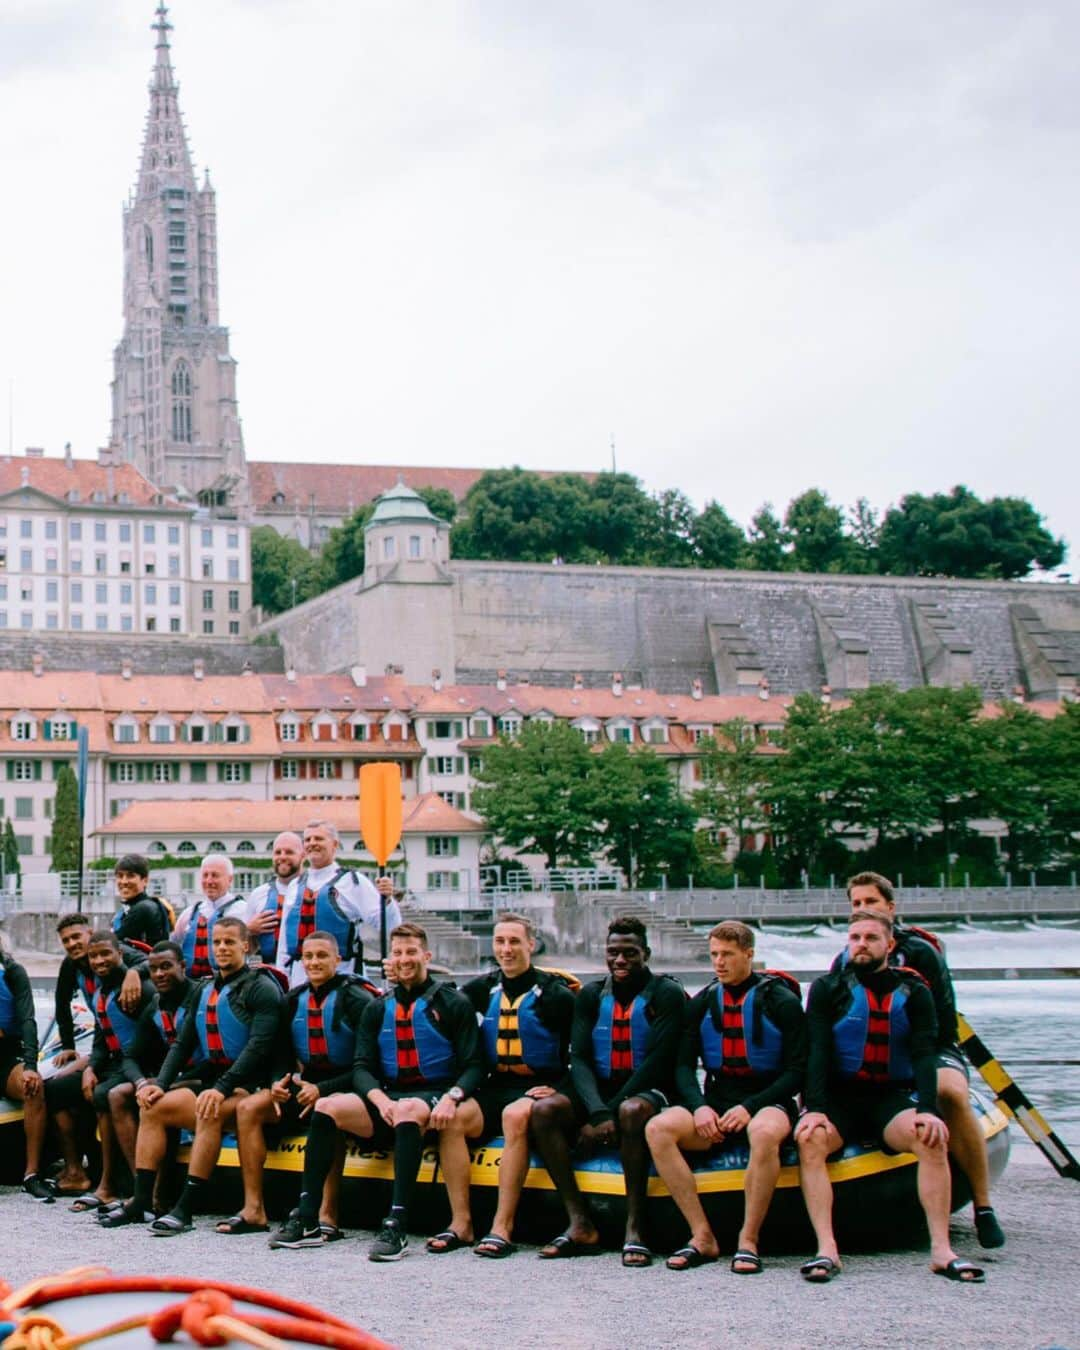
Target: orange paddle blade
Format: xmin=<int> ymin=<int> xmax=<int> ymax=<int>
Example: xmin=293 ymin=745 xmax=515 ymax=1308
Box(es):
xmin=359 ymin=762 xmax=403 ymax=866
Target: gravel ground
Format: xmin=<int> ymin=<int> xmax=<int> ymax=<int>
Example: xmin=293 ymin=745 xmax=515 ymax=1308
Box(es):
xmin=0 ymin=1151 xmax=1075 ymax=1350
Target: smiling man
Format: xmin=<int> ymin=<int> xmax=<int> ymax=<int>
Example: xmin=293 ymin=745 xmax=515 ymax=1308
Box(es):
xmin=244 ymin=832 xmax=304 ymax=967
xmin=111 ymin=855 xmax=171 ymax=948
xmin=795 ymin=911 xmax=985 ymax=1284
xmin=529 ymin=915 xmax=685 ymax=1266
xmin=171 ymin=855 xmax=248 ymax=979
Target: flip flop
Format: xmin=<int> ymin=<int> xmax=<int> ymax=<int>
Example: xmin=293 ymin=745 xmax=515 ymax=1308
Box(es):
xmin=666 ymin=1245 xmax=717 ymax=1271
xmin=933 ymin=1259 xmax=985 ymax=1284
xmin=215 ymin=1215 xmax=270 ymax=1235
xmin=537 ymin=1234 xmax=603 ymax=1259
xmin=99 ymin=1205 xmax=154 ymax=1228
xmin=474 ymin=1234 xmax=517 ymax=1259
xmin=731 ymin=1250 xmax=763 ymax=1275
xmin=621 ymin=1242 xmax=653 ymax=1268
xmin=425 ymin=1230 xmax=469 ymax=1254
xmin=320 ymin=1224 xmax=346 ymax=1243
xmin=150 ymin=1214 xmax=193 ymax=1237
xmin=800 ymin=1255 xmax=841 ymax=1283
xmin=69 ymin=1195 xmax=106 ymax=1213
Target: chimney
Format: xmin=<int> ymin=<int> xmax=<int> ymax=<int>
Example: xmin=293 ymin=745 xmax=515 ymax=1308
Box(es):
xmin=64 ymin=441 xmax=74 ymax=469
xmin=286 ymin=666 xmax=296 ymax=683
xmin=193 ymin=659 xmax=205 ymax=681
xmin=496 ymin=670 xmax=507 ymax=692
xmin=106 ymin=465 xmax=116 ymax=500
xmin=572 ymin=672 xmax=584 ymax=691
xmin=820 ymin=683 xmax=832 ymax=706
xmin=25 ymin=447 xmax=44 ymax=458
xmin=691 ymin=677 xmax=703 ymax=701
xmin=611 ymin=672 xmax=624 ymax=697
xmin=758 ymin=676 xmax=770 ymax=701
xmin=20 ymin=465 xmax=29 ymax=486
xmin=31 ymin=650 xmax=44 ymax=678
xmin=351 ymin=664 xmax=367 ymax=688
xmin=241 ymin=660 xmax=252 ymax=676
xmin=121 ymin=658 xmax=133 ymax=680
xmin=432 ymin=668 xmax=442 ymax=692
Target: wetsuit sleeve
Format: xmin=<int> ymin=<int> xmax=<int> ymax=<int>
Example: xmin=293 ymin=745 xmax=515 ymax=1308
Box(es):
xmin=118 ymin=985 xmax=159 ymax=1086
xmin=740 ymin=987 xmax=807 ymax=1117
xmin=539 ymin=980 xmax=576 ymax=1066
xmin=459 ymin=973 xmax=493 ymax=1018
xmin=906 ymin=940 xmax=958 ymax=1050
xmin=906 ymin=982 xmax=940 ymax=1116
xmin=802 ymin=976 xmax=835 ymax=1116
xmin=55 ymin=959 xmax=78 ymax=1052
xmin=215 ymin=976 xmax=286 ymax=1099
xmin=7 ymin=963 xmax=40 ymax=1068
xmin=604 ymin=979 xmax=686 ymax=1114
xmin=568 ymin=983 xmax=609 ymax=1121
xmin=674 ymin=987 xmax=711 ymax=1111
xmin=119 ymin=944 xmax=149 ymax=976
xmin=129 ymin=997 xmax=166 ymax=1083
xmin=156 ymin=984 xmax=205 ymax=1090
xmin=441 ymin=987 xmax=485 ymax=1097
xmin=115 ymin=898 xmax=167 ymax=946
xmin=351 ymin=998 xmax=388 ymax=1097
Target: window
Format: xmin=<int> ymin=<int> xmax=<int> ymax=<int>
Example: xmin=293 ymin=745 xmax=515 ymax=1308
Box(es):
xmin=189 ymin=762 xmax=207 ymax=783
xmin=224 ymin=722 xmax=245 ymax=743
xmin=14 ymin=835 xmax=33 ymax=857
xmin=471 ymin=718 xmax=491 ymax=737
xmin=315 ymin=760 xmax=335 ymax=780
xmin=120 ymin=615 xmax=133 ymax=631
xmin=382 ymin=536 xmax=395 ymax=560
xmin=149 ymin=841 xmax=168 ymax=854
xmin=177 ymin=841 xmax=197 ymax=854
xmin=143 ymin=523 xmax=156 ymax=544
xmin=171 ymin=362 xmax=192 ymax=443
xmin=608 ymin=724 xmax=633 ymax=744
xmin=201 ymin=527 xmax=213 ymax=547
xmin=280 ymin=721 xmax=298 ymax=742
xmin=119 ymin=523 xmax=131 ymax=543
xmin=45 ymin=519 xmax=57 ymax=540
xmin=689 ymin=727 xmax=713 ymax=743
xmin=186 ymin=722 xmax=207 ymax=743
xmin=280 ymin=760 xmax=299 ymax=780
xmin=202 ymin=619 xmax=214 ymax=635
xmin=202 ymin=589 xmax=213 ymax=610
xmin=120 ymin=583 xmax=132 ymax=604
xmin=576 ymin=725 xmax=600 ymax=745
xmin=95 ymin=583 xmax=108 ymax=604
xmin=69 ymin=521 xmax=82 ymax=541
xmin=436 ymin=790 xmax=466 ymax=809
xmin=12 ymin=719 xmax=35 ymax=741
xmin=19 ymin=611 xmax=32 ymax=629
xmin=47 ymin=719 xmax=73 ymax=740
xmin=144 ymin=557 xmax=156 ymax=574
xmin=9 ymin=761 xmax=38 ymax=781
xmin=227 ymin=558 xmax=240 ymax=581
xmin=169 ymin=617 xmax=181 ymax=632
xmin=45 ymin=549 xmax=57 ymax=572
xmin=168 ymin=554 xmax=180 ymax=576
xmin=70 ymin=551 xmax=82 ymax=573
xmin=14 ymin=798 xmax=32 ymax=820
xmin=168 ymin=525 xmax=180 ymax=545
xmin=71 ymin=613 xmax=83 ymax=630
xmin=202 ymin=558 xmax=213 ymax=579
xmin=145 ymin=583 xmax=157 ymax=604
xmin=219 ymin=762 xmax=250 ymax=783
xmin=150 ymin=722 xmax=174 ymax=743
xmin=95 ymin=553 xmax=106 ymax=573
xmin=116 ymin=763 xmax=135 ymax=783
xmin=115 ymin=722 xmax=137 ymax=744
xmin=227 ymin=531 xmax=239 ymax=549
xmin=228 ymin=590 xmax=239 ymax=612
xmin=169 ymin=585 xmax=181 ymax=605
xmin=645 ymin=724 xmax=668 ymax=745
xmin=426 ymin=836 xmax=459 ymax=857
xmin=236 ymin=840 xmax=256 ymax=853
xmin=20 ymin=549 xmax=32 ymax=570
xmin=94 ymin=522 xmax=107 ymax=542
xmin=430 ymin=756 xmax=465 ymax=776
xmin=426 ymin=871 xmax=460 ymax=891
xmin=408 ymin=535 xmax=421 ymax=559
xmin=146 ymin=616 xmax=157 ymax=632
xmin=95 ymin=614 xmax=108 ymax=631
xmin=496 ymin=716 xmax=521 ymax=736
xmin=152 ymin=762 xmax=174 ymax=783
xmin=351 ymin=722 xmax=369 ymax=742
xmin=19 ymin=520 xmax=31 ymax=539
xmin=228 ymin=620 xmax=240 ymax=635
xmin=426 ymin=720 xmax=465 ymax=740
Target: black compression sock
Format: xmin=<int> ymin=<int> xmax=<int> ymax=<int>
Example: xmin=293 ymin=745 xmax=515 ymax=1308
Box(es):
xmin=298 ymin=1111 xmax=339 ymax=1222
xmin=173 ymin=1174 xmax=205 ymax=1222
xmin=132 ymin=1168 xmax=156 ymax=1212
xmin=391 ymin=1122 xmax=423 ymax=1217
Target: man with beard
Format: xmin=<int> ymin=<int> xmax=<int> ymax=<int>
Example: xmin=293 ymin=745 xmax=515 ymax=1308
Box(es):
xmin=244 ymin=833 xmax=304 ymax=967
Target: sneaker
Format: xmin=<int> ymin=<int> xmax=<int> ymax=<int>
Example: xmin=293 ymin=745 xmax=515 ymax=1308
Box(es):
xmin=22 ymin=1174 xmax=56 ymax=1203
xmin=269 ymin=1214 xmax=323 ymax=1250
xmin=368 ymin=1218 xmax=408 ymax=1262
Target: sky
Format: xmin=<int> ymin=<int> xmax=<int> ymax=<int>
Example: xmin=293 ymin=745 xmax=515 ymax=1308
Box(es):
xmin=0 ymin=0 xmax=1077 ymax=569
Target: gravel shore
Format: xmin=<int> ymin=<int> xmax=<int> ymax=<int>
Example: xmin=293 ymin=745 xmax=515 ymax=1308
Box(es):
xmin=0 ymin=1148 xmax=1075 ymax=1350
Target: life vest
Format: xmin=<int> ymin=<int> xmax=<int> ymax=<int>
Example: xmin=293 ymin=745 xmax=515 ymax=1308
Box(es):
xmin=291 ymin=984 xmax=355 ymax=1069
xmin=179 ymin=898 xmax=246 ymax=978
xmin=153 ymin=998 xmax=188 ymax=1047
xmin=699 ymin=972 xmax=797 ymax=1079
xmin=75 ymin=967 xmax=98 ymax=1010
xmin=94 ymin=985 xmax=141 ymax=1056
xmin=481 ymin=982 xmax=563 ymax=1076
xmin=283 ymin=870 xmax=356 ymax=963
xmin=0 ymin=967 xmax=20 ymax=1036
xmin=376 ymin=993 xmax=455 ymax=1087
xmin=252 ymin=880 xmax=291 ymax=965
xmin=900 ymin=922 xmax=944 ymax=955
xmin=591 ymin=979 xmax=654 ymax=1082
xmin=831 ymin=969 xmax=924 ymax=1084
xmin=112 ymin=895 xmax=175 ymax=939
xmin=193 ymin=978 xmax=250 ymax=1066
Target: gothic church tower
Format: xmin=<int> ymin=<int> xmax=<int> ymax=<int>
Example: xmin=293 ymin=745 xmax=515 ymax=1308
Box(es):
xmin=107 ymin=4 xmax=248 ymax=510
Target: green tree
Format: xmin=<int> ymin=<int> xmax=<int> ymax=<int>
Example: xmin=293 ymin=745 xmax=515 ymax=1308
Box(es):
xmin=744 ymin=503 xmax=789 ymax=572
xmin=319 ymin=505 xmax=375 ymax=588
xmin=648 ymin=489 xmax=697 ymax=567
xmin=846 ymin=497 xmax=881 ymax=573
xmin=250 ymin=526 xmax=325 ymax=613
xmin=692 ymin=720 xmax=770 ymax=849
xmin=452 ymin=468 xmax=591 ymax=563
xmin=765 ymin=693 xmax=840 ymax=880
xmin=416 ymin=486 xmax=458 ymax=524
xmin=470 ymin=720 xmax=597 ymax=869
xmin=50 ymin=764 xmax=81 ymax=873
xmin=877 ymin=486 xmax=1065 ymax=579
xmin=583 ymin=473 xmax=663 ymax=564
xmin=784 ymin=488 xmax=848 ymax=573
xmin=1 ymin=818 xmax=19 ymax=880
xmin=692 ymin=501 xmax=745 ymax=569
xmin=588 ymin=743 xmax=697 ymax=885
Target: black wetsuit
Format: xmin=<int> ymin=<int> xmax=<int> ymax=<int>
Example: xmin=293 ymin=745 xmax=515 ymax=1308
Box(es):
xmin=0 ymin=957 xmax=40 ymax=1082
xmin=85 ymin=968 xmax=159 ymax=1110
xmin=282 ymin=974 xmax=377 ymax=1100
xmin=54 ymin=943 xmax=148 ymax=1055
xmin=569 ymin=970 xmax=685 ymax=1125
xmin=676 ymin=973 xmax=806 ymax=1123
xmin=829 ymin=922 xmax=958 ymax=1052
xmin=113 ymin=894 xmax=171 ymax=948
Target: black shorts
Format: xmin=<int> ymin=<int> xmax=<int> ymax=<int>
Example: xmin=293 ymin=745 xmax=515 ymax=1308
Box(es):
xmin=360 ymin=1089 xmax=444 ymax=1150
xmin=936 ymin=1046 xmax=970 ymax=1080
xmin=703 ymin=1091 xmax=800 ymax=1131
xmin=91 ymin=1070 xmax=134 ymax=1115
xmin=263 ymin=1093 xmax=319 ymax=1143
xmin=825 ymin=1084 xmax=919 ymax=1148
xmin=0 ymin=1041 xmax=26 ymax=1091
xmin=473 ymin=1081 xmax=544 ymax=1141
xmin=565 ymin=1086 xmax=670 ymax=1129
xmin=46 ymin=1068 xmax=91 ymax=1113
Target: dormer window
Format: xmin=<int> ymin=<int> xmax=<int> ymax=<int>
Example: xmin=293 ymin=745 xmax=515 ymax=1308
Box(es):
xmin=46 ymin=716 xmax=74 ymax=741
xmin=641 ymin=718 xmax=669 ymax=745
xmin=113 ymin=716 xmax=140 ymax=744
xmin=221 ymin=715 xmax=251 ymax=744
xmin=470 ymin=716 xmax=492 ymax=738
xmin=182 ymin=716 xmax=209 ymax=743
xmin=311 ymin=712 xmax=338 ymax=743
xmin=606 ymin=719 xmax=634 ymax=744
xmin=572 ymin=718 xmax=601 ymax=745
xmin=496 ymin=715 xmax=521 ymax=737
xmin=279 ymin=716 xmax=300 ymax=742
xmin=11 ymin=715 xmax=37 ymax=742
xmin=149 ymin=715 xmax=176 ymax=744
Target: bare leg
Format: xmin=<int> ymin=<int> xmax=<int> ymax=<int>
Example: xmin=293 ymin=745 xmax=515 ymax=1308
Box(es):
xmin=107 ymin=1083 xmax=139 ymax=1174
xmin=738 ymin=1107 xmax=791 ymax=1259
xmin=645 ymin=1107 xmax=718 ymax=1260
xmin=96 ymin=1113 xmax=121 ymax=1202
xmin=796 ymin=1119 xmax=844 ymax=1272
xmin=233 ymin=1090 xmax=276 ymax=1225
xmin=530 ymin=1094 xmax=598 ymax=1245
xmin=937 ymin=1068 xmax=992 ymax=1208
xmin=482 ymin=1096 xmax=536 ymax=1244
xmin=8 ymin=1067 xmax=47 ymax=1178
xmin=882 ymin=1112 xmax=966 ymax=1275
xmin=619 ymin=1096 xmax=659 ymax=1257
xmin=433 ymin=1099 xmax=482 ymax=1245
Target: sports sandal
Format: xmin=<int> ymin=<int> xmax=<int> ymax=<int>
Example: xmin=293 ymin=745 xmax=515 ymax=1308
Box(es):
xmin=474 ymin=1234 xmax=517 ymax=1259
xmin=425 ymin=1230 xmax=469 ymax=1254
xmin=666 ymin=1245 xmax=717 ymax=1271
xmin=537 ymin=1234 xmax=603 ymax=1259
xmin=933 ymin=1259 xmax=985 ymax=1284
xmin=215 ymin=1215 xmax=270 ymax=1235
xmin=621 ymin=1242 xmax=653 ymax=1268
xmin=731 ymin=1250 xmax=763 ymax=1274
xmin=150 ymin=1214 xmax=193 ymax=1237
xmin=800 ymin=1255 xmax=841 ymax=1282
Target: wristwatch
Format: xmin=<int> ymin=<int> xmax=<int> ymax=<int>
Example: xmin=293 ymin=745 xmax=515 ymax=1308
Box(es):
xmin=447 ymin=1086 xmax=465 ymax=1104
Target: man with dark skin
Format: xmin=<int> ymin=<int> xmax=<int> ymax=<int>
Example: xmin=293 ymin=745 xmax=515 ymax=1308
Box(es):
xmin=530 ymin=915 xmax=685 ymax=1266
xmin=0 ymin=949 xmax=51 ymax=1200
xmin=223 ymin=931 xmax=374 ymax=1236
xmin=111 ymin=855 xmax=171 ymax=948
xmin=48 ymin=914 xmax=145 ymax=1197
xmin=835 ymin=870 xmax=1004 ymax=1249
xmin=796 ymin=912 xmax=985 ymax=1284
xmin=455 ymin=912 xmax=576 ymax=1258
xmin=646 ymin=921 xmax=806 ymax=1273
xmin=100 ymin=918 xmax=283 ymax=1234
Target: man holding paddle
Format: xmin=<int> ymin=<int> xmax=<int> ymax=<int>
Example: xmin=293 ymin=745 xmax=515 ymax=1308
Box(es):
xmin=275 ymin=820 xmax=400 ymax=988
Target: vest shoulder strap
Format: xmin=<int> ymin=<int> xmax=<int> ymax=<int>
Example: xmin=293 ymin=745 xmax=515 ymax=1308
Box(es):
xmin=900 ymin=923 xmax=944 ymax=953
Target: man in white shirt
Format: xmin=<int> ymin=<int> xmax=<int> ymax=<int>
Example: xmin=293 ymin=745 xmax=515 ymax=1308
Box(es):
xmin=171 ymin=855 xmax=248 ymax=979
xmin=245 ymin=832 xmax=304 ymax=966
xmin=275 ymin=820 xmax=401 ymax=987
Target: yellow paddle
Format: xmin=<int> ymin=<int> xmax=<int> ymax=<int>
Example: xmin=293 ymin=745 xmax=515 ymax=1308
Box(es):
xmin=359 ymin=762 xmax=404 ymax=967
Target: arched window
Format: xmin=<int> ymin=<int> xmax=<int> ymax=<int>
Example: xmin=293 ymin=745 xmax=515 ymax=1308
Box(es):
xmin=235 ymin=840 xmax=256 ymax=853
xmin=149 ymin=841 xmax=168 ymax=854
xmin=171 ymin=361 xmax=193 ymax=443
xmin=177 ymin=841 xmax=197 ymax=854
xmin=144 ymin=226 xmax=154 ymax=272
xmin=208 ymin=840 xmax=227 ymax=854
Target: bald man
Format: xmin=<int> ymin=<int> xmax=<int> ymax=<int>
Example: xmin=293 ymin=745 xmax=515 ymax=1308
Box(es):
xmin=245 ymin=832 xmax=305 ymax=966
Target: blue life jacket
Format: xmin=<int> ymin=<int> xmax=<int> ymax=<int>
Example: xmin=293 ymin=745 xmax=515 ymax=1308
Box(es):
xmin=153 ymin=999 xmax=188 ymax=1046
xmin=481 ymin=982 xmax=563 ymax=1075
xmin=283 ymin=870 xmax=355 ymax=962
xmin=831 ymin=970 xmax=916 ymax=1083
xmin=252 ymin=882 xmax=290 ymax=965
xmin=95 ymin=985 xmax=142 ymax=1055
xmin=178 ymin=898 xmax=246 ymax=974
xmin=193 ymin=979 xmax=250 ymax=1065
xmin=591 ymin=979 xmax=653 ymax=1080
xmin=0 ymin=968 xmax=20 ymax=1036
xmin=699 ymin=977 xmax=784 ymax=1077
xmin=75 ymin=967 xmax=98 ymax=1010
xmin=291 ymin=985 xmax=354 ymax=1068
xmin=376 ymin=993 xmax=455 ymax=1086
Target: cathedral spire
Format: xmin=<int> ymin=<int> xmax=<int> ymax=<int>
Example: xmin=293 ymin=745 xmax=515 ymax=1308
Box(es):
xmin=137 ymin=2 xmax=195 ymax=202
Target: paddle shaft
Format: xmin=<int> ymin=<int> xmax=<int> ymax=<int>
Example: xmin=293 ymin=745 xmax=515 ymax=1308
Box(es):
xmin=957 ymin=1012 xmax=1080 ymax=1180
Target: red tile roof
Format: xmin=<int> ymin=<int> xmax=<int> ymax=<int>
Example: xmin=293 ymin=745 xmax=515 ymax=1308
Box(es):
xmin=0 ymin=455 xmax=178 ymax=509
xmin=249 ymin=462 xmax=486 ymax=512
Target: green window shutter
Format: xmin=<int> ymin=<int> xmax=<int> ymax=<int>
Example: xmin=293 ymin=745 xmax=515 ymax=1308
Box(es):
xmin=136 ymin=763 xmax=148 ymax=783
xmin=33 ymin=761 xmax=42 ymax=781
xmin=171 ymin=763 xmax=180 ymax=782
xmin=190 ymin=762 xmax=207 ymax=784
xmin=43 ymin=722 xmax=52 ymax=741
xmin=244 ymin=763 xmax=252 ymax=782
xmin=5 ymin=764 xmax=13 ymax=782
xmin=455 ymin=756 xmax=464 ymax=774
xmin=109 ymin=763 xmax=118 ymax=783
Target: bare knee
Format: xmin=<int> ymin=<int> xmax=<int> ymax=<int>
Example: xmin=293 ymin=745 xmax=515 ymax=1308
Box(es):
xmin=501 ymin=1100 xmax=532 ymax=1140
xmin=617 ymin=1097 xmax=654 ymax=1136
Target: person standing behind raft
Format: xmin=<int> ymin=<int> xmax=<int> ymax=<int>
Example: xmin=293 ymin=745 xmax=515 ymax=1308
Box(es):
xmin=111 ymin=855 xmax=171 ymax=948
xmin=275 ymin=820 xmax=400 ymax=989
xmin=245 ymin=832 xmax=304 ymax=967
xmin=835 ymin=870 xmax=1005 ymax=1250
xmin=171 ymin=855 xmax=247 ymax=979
xmin=531 ymin=914 xmax=685 ymax=1267
xmin=795 ymin=911 xmax=986 ymax=1284
xmin=646 ymin=920 xmax=806 ymax=1274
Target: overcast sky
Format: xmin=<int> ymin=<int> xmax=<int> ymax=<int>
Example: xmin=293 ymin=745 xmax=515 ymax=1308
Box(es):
xmin=1 ymin=1 xmax=1076 ymax=568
